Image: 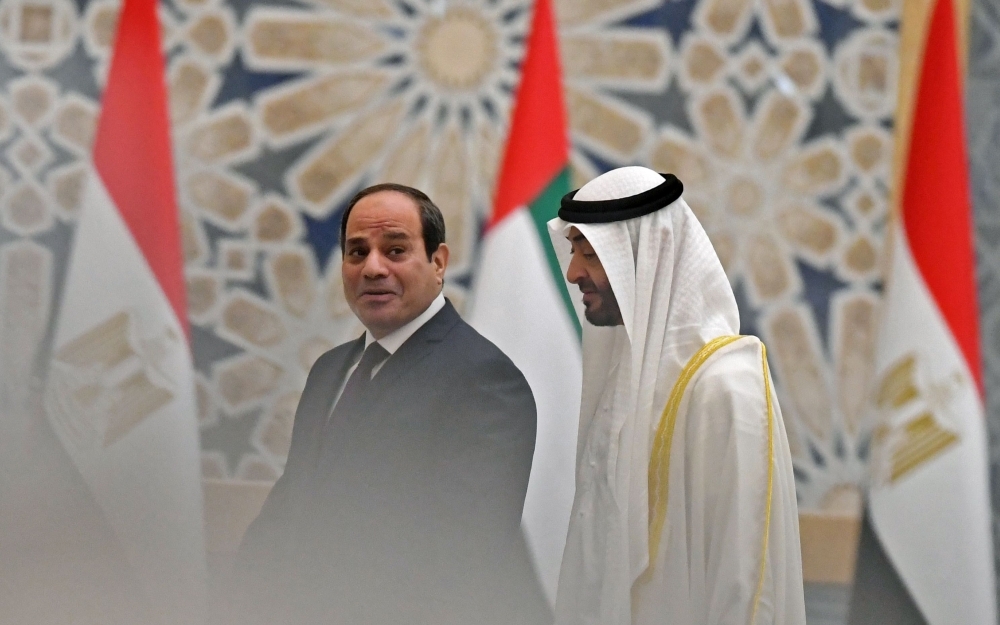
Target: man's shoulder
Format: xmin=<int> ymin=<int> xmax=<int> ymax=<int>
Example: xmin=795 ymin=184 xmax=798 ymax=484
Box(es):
xmin=677 ymin=336 xmax=776 ymax=441
xmin=440 ymin=318 xmax=536 ymax=420
xmin=304 ymin=310 xmax=525 ymax=383
xmin=309 ymin=336 xmax=363 ymax=374
xmin=687 ymin=335 xmax=765 ymax=399
xmin=430 ymin=317 xmax=530 ymax=393
xmin=444 ymin=317 xmax=518 ymax=364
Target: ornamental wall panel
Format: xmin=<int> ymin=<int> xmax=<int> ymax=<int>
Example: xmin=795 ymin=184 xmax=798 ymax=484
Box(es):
xmin=0 ymin=0 xmax=906 ymax=519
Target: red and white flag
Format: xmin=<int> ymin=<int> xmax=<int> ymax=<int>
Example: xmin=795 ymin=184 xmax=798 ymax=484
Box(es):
xmin=43 ymin=0 xmax=206 ymax=619
xmin=868 ymin=0 xmax=996 ymax=621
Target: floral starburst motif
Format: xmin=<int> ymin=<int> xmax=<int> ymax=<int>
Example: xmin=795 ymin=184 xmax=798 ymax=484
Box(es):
xmin=239 ymin=0 xmax=526 ymax=270
xmin=226 ymin=0 xmax=672 ymax=269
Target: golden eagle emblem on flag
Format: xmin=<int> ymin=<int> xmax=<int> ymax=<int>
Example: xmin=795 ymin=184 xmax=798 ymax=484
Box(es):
xmin=871 ymin=353 xmax=964 ymax=486
xmin=45 ymin=310 xmax=181 ymax=449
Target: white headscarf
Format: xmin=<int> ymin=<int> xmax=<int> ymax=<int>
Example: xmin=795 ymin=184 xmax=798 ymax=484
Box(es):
xmin=548 ymin=166 xmax=740 ymax=624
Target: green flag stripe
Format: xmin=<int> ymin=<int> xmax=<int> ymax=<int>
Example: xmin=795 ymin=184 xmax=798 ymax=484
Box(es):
xmin=527 ymin=168 xmax=581 ymax=338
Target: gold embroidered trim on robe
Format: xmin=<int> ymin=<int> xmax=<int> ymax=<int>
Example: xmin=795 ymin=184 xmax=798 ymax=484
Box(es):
xmin=639 ymin=335 xmax=777 ymax=625
xmin=750 ymin=344 xmax=776 ymax=625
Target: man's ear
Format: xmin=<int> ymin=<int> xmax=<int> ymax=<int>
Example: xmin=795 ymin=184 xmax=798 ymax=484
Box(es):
xmin=431 ymin=243 xmax=449 ymax=284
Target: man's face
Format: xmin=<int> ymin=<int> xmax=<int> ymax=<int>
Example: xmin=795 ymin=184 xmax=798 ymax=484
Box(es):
xmin=565 ymin=227 xmax=623 ymax=327
xmin=342 ymin=191 xmax=449 ymax=339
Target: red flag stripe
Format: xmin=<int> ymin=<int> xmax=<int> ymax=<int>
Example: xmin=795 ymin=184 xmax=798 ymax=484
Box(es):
xmin=490 ymin=0 xmax=568 ymax=228
xmin=93 ymin=0 xmax=188 ymax=334
xmin=901 ymin=0 xmax=982 ymax=391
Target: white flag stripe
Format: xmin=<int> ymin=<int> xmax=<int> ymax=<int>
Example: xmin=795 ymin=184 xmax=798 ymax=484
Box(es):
xmin=869 ymin=229 xmax=995 ymax=625
xmin=470 ymin=209 xmax=582 ymax=606
xmin=45 ymin=171 xmax=206 ymax=621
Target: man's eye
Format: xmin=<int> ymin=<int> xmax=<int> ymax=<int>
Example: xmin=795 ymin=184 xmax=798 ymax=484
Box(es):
xmin=388 ymin=248 xmax=405 ymax=256
xmin=347 ymin=248 xmax=366 ymax=257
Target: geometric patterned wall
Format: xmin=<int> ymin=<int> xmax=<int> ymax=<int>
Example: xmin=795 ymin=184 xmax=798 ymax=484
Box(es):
xmin=0 ymin=0 xmax=899 ymax=512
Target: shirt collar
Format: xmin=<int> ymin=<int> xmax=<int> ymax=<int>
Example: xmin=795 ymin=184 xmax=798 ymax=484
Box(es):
xmin=364 ymin=292 xmax=445 ymax=354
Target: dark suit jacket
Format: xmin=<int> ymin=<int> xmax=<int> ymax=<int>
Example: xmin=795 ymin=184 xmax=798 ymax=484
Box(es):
xmin=233 ymin=301 xmax=549 ymax=625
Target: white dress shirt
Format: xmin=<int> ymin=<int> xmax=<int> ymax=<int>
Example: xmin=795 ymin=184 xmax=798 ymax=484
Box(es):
xmin=331 ymin=292 xmax=446 ymax=408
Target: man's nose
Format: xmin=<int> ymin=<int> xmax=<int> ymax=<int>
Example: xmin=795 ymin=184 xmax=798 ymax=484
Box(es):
xmin=566 ymin=254 xmax=585 ymax=284
xmin=362 ymin=251 xmax=390 ymax=278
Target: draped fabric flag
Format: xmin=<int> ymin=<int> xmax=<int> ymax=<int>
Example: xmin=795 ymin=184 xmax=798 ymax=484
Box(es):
xmin=468 ymin=0 xmax=581 ymax=605
xmin=43 ymin=0 xmax=207 ymax=619
xmin=867 ymin=0 xmax=996 ymax=621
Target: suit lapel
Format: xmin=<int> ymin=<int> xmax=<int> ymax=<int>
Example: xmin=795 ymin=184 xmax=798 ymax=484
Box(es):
xmin=310 ymin=303 xmax=461 ymax=484
xmin=315 ymin=303 xmax=461 ymax=463
xmin=299 ymin=336 xmax=364 ymax=461
xmin=366 ymin=301 xmax=460 ymax=400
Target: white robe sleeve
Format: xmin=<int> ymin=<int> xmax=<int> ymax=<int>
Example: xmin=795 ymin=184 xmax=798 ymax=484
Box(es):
xmin=681 ymin=338 xmax=806 ymax=625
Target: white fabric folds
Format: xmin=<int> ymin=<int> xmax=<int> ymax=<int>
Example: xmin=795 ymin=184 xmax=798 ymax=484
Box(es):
xmin=548 ymin=166 xmax=805 ymax=625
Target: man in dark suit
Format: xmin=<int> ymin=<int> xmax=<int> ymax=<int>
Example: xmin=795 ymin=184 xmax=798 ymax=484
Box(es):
xmin=233 ymin=183 xmax=549 ymax=625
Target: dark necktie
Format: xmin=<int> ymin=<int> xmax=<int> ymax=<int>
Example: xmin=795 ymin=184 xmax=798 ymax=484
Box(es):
xmin=331 ymin=342 xmax=390 ymax=420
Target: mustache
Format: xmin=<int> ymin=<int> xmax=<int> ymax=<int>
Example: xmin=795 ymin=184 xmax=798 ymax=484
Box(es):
xmin=358 ymin=280 xmax=399 ymax=295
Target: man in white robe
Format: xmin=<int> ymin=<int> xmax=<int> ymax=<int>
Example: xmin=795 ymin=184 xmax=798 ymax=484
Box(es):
xmin=548 ymin=166 xmax=805 ymax=625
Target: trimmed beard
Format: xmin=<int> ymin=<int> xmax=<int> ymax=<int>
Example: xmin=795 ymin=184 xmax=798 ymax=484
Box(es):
xmin=584 ymin=286 xmax=624 ymax=327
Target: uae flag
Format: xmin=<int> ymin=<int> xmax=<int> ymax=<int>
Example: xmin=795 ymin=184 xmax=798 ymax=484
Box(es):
xmin=468 ymin=0 xmax=582 ymax=605
xmin=858 ymin=0 xmax=996 ymax=622
xmin=43 ymin=0 xmax=207 ymax=619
